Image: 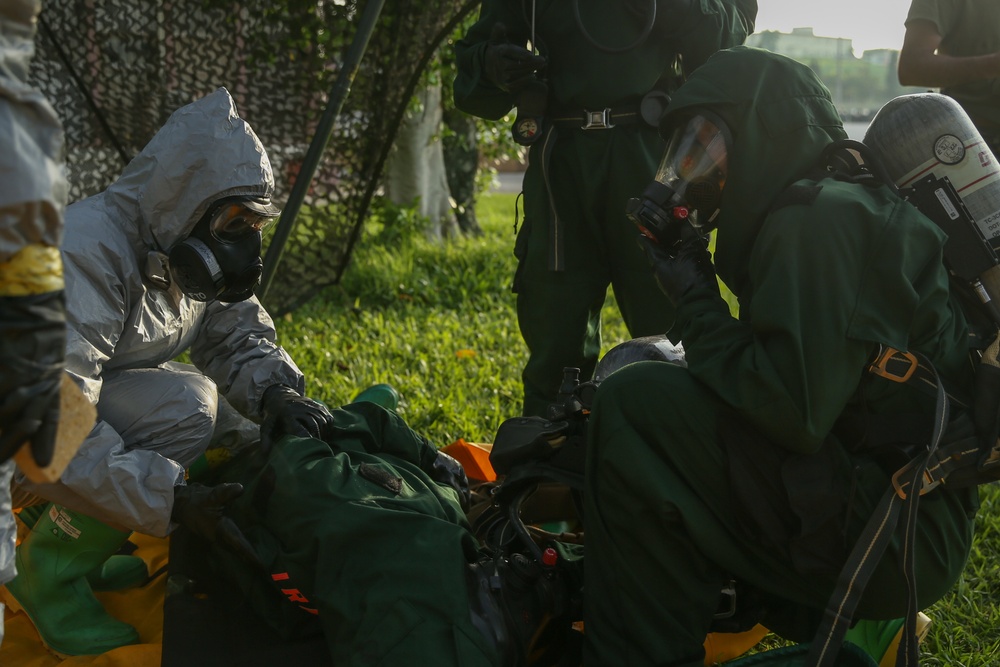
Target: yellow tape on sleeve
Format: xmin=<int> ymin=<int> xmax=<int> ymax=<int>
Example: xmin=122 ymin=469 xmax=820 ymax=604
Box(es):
xmin=0 ymin=244 xmax=64 ymax=296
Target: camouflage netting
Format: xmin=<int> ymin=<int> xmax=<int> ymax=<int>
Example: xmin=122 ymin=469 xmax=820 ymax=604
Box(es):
xmin=30 ymin=0 xmax=476 ymax=315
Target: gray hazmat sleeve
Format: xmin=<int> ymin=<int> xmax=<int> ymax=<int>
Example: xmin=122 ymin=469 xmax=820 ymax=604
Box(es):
xmin=192 ymin=296 xmax=305 ymax=419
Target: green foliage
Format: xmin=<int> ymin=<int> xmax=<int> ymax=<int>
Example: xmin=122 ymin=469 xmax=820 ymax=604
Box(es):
xmin=366 ymin=197 xmax=432 ymax=246
xmin=200 ymin=0 xmax=353 ymax=72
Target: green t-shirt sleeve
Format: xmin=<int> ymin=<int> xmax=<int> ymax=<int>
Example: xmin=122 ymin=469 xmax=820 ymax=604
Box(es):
xmin=904 ymin=0 xmax=954 ymax=37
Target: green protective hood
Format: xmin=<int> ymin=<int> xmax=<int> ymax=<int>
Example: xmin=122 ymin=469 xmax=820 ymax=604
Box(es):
xmin=661 ymin=46 xmax=847 ymax=297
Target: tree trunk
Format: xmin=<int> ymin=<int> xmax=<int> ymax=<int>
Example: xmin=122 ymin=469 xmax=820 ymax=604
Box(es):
xmin=443 ymin=106 xmax=482 ymax=236
xmin=384 ymin=82 xmax=458 ymax=240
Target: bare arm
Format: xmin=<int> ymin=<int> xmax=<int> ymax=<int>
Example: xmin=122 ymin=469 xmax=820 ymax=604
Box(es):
xmin=898 ymin=19 xmax=1000 ymax=87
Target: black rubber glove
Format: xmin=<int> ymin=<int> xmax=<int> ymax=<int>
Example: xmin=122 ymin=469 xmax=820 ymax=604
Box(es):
xmin=172 ymin=482 xmax=262 ymax=569
xmin=260 ymin=384 xmax=335 ymax=452
xmin=430 ymin=450 xmax=471 ymax=510
xmin=638 ymin=234 xmax=719 ymax=306
xmin=0 ymin=291 xmax=66 ymax=466
xmin=484 ymin=23 xmax=547 ymax=94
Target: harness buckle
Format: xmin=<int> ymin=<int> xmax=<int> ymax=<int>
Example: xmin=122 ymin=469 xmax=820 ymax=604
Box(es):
xmin=891 ymin=459 xmax=943 ymax=499
xmin=868 ymin=346 xmax=919 ymax=383
xmin=581 ymin=108 xmax=614 ymax=130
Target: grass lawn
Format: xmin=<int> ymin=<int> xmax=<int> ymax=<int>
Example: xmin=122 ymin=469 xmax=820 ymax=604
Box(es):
xmin=273 ymin=192 xmax=1000 ymax=666
xmin=273 ymin=192 xmax=632 ymax=445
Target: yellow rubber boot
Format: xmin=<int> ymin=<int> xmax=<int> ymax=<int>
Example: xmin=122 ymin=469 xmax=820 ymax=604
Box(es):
xmin=2 ymin=505 xmax=140 ymax=656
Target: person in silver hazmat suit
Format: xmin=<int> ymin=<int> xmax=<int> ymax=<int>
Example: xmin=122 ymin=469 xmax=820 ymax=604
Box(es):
xmin=4 ymin=86 xmax=334 ymax=657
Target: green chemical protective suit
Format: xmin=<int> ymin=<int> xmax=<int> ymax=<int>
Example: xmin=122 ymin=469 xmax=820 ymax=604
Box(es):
xmin=205 ymin=401 xmax=501 ymax=667
xmin=454 ymin=0 xmax=756 ymax=416
xmin=582 ymin=47 xmax=979 ymax=667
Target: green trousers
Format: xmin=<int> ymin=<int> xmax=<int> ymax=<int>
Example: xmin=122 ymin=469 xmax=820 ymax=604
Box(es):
xmin=515 ymin=124 xmax=676 ymax=416
xmin=582 ymin=362 xmax=977 ymax=667
xmin=210 ymin=402 xmax=500 ymax=667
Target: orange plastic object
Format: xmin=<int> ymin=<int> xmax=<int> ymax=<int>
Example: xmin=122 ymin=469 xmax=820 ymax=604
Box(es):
xmin=703 ymin=625 xmax=770 ymax=665
xmin=441 ymin=439 xmax=496 ymax=482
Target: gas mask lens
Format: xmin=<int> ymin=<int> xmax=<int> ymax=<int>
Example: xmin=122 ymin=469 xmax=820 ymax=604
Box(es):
xmin=209 ymin=203 xmax=277 ymax=243
xmin=169 ymin=197 xmax=272 ymax=303
xmin=655 ymin=113 xmax=730 ymax=227
xmin=625 ymin=111 xmax=731 ymax=247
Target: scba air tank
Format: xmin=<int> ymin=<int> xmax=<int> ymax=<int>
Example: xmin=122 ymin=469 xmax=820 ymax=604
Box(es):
xmin=864 ymin=93 xmax=1000 ymax=248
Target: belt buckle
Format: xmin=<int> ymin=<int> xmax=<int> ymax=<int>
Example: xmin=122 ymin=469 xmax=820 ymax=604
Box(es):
xmin=581 ymin=108 xmax=614 ymax=130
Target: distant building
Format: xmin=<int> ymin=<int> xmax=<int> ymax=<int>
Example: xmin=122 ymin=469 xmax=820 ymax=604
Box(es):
xmin=861 ymin=48 xmax=897 ymax=67
xmin=748 ymin=27 xmax=855 ymax=60
xmin=745 ymin=28 xmax=918 ymax=123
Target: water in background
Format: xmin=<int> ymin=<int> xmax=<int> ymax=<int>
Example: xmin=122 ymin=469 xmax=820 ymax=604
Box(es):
xmin=845 ymin=120 xmax=870 ymax=141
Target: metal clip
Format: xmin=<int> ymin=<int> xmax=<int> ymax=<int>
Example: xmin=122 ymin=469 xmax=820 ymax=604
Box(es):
xmin=581 ymin=108 xmax=614 ymax=130
xmin=713 ymin=580 xmax=738 ymax=619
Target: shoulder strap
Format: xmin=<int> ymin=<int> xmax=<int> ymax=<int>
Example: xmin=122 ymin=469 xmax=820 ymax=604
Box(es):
xmin=768 ymin=138 xmax=900 ymax=215
xmin=807 ymin=350 xmax=953 ymax=667
xmin=814 ymin=139 xmax=901 ymax=192
xmin=866 ymin=345 xmax=970 ymax=410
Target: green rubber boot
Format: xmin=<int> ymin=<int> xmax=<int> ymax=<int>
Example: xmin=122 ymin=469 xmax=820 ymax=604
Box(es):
xmin=2 ymin=505 xmax=140 ymax=656
xmin=17 ymin=504 xmax=147 ymax=592
xmin=15 ymin=503 xmax=47 ymax=528
xmin=352 ymin=383 xmax=400 ymax=411
xmin=846 ymin=615 xmax=931 ymax=667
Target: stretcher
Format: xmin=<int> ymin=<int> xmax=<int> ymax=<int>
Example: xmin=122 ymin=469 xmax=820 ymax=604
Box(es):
xmin=0 ymin=439 xmax=769 ymax=666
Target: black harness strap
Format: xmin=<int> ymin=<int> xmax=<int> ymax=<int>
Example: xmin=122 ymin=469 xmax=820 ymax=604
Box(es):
xmin=807 ymin=350 xmax=951 ymax=667
xmin=550 ymin=104 xmax=642 ymax=129
xmin=867 ymin=345 xmax=969 ymax=409
xmin=537 ymin=125 xmax=564 ymax=271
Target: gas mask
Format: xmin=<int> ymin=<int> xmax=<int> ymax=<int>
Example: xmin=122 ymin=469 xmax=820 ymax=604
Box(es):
xmin=168 ymin=196 xmax=278 ymax=303
xmin=626 ymin=111 xmax=731 ymax=249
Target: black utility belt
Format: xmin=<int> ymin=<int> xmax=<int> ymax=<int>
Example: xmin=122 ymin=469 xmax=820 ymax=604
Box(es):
xmin=550 ymin=106 xmax=641 ymax=130
xmin=549 ymin=91 xmax=671 ymax=131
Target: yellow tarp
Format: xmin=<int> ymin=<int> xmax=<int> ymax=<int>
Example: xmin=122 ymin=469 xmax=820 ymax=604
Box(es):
xmin=0 ymin=521 xmax=767 ymax=667
xmin=0 ymin=533 xmax=168 ymax=667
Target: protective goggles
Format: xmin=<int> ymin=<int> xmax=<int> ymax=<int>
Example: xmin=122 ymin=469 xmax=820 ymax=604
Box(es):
xmin=206 ymin=200 xmax=279 ymax=243
xmin=654 ymin=111 xmax=731 ymax=226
